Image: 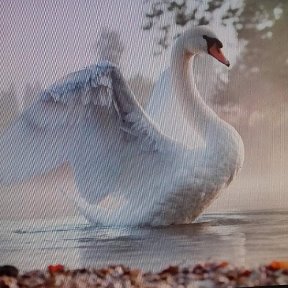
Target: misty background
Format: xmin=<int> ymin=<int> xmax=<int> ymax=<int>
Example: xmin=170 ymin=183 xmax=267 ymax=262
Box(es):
xmin=0 ymin=0 xmax=287 ymax=220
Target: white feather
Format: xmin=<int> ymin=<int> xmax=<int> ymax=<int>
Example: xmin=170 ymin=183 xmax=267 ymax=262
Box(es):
xmin=0 ymin=27 xmax=244 ymax=226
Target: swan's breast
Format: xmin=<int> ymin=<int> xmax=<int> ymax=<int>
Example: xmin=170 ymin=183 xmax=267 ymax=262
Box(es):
xmin=209 ymin=123 xmax=244 ymax=185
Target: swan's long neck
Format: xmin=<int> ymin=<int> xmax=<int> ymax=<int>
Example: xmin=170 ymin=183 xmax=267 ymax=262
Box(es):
xmin=170 ymin=39 xmax=225 ymax=143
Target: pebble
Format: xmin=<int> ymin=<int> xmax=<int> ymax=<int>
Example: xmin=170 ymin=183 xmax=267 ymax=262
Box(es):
xmin=0 ymin=266 xmax=19 ymax=278
xmin=0 ymin=261 xmax=288 ymax=287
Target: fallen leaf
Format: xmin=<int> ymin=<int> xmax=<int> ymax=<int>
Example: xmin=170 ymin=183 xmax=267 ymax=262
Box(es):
xmin=267 ymin=261 xmax=288 ymax=270
xmin=48 ymin=264 xmax=65 ymax=273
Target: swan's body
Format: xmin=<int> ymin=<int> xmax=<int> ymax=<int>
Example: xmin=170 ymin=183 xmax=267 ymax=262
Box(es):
xmin=0 ymin=26 xmax=244 ymax=226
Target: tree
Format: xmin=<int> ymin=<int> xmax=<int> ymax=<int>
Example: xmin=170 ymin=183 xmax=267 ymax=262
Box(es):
xmin=237 ymin=0 xmax=288 ymax=86
xmin=143 ymin=0 xmax=283 ymax=55
xmin=94 ymin=28 xmax=125 ymax=65
xmin=143 ymin=0 xmax=244 ymax=52
xmin=224 ymin=1 xmax=288 ymax=126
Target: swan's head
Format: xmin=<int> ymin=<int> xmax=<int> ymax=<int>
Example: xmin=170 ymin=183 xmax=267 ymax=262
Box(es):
xmin=181 ymin=26 xmax=230 ymax=67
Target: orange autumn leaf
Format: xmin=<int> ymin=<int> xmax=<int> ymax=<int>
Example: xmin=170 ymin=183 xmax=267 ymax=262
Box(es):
xmin=217 ymin=261 xmax=229 ymax=269
xmin=268 ymin=261 xmax=288 ymax=270
xmin=48 ymin=264 xmax=65 ymax=273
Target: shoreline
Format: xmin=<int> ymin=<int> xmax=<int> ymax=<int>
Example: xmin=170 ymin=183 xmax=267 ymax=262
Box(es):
xmin=1 ymin=261 xmax=288 ymax=287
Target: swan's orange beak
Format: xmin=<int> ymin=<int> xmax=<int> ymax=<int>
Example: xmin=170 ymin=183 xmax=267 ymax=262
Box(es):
xmin=209 ymin=43 xmax=230 ymax=67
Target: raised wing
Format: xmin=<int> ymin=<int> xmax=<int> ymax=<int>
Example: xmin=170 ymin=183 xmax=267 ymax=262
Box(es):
xmin=0 ymin=61 xmax=183 ymax=185
xmin=41 ymin=61 xmax=182 ymax=152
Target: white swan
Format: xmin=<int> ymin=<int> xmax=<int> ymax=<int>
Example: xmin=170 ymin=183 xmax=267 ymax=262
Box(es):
xmin=0 ymin=26 xmax=244 ymax=226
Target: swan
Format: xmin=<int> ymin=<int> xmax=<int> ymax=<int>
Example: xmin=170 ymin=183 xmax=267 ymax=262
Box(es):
xmin=0 ymin=26 xmax=244 ymax=226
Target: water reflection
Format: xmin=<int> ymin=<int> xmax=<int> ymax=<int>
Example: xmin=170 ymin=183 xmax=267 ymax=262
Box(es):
xmin=78 ymin=218 xmax=246 ymax=271
xmin=2 ymin=211 xmax=288 ymax=272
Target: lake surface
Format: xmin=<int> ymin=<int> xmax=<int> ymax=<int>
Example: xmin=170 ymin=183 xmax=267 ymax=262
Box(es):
xmin=0 ymin=210 xmax=288 ymax=272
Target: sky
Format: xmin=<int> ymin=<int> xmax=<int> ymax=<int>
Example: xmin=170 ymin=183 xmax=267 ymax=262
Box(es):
xmin=1 ymin=0 xmax=157 ymax=96
xmin=0 ymin=0 xmax=287 ymax=220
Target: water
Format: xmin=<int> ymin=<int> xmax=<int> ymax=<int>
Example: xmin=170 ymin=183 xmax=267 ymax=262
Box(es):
xmin=0 ymin=210 xmax=288 ymax=272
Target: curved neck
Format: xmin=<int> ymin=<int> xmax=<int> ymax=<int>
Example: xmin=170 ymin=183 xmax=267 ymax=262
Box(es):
xmin=170 ymin=39 xmax=222 ymax=139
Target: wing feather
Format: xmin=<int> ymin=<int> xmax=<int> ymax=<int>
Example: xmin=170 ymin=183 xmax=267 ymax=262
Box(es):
xmin=0 ymin=61 xmax=184 ymax=185
xmin=41 ymin=61 xmax=183 ymax=152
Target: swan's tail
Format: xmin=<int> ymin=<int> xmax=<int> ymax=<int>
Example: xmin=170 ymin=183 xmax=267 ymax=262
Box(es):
xmin=62 ymin=187 xmax=130 ymax=225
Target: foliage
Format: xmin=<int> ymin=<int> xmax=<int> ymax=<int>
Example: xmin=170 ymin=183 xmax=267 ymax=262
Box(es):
xmin=142 ymin=0 xmax=284 ymax=59
xmin=143 ymin=0 xmax=244 ymax=53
